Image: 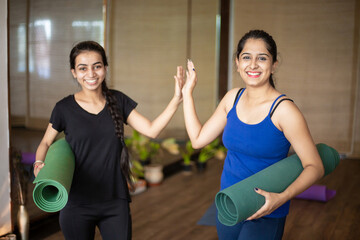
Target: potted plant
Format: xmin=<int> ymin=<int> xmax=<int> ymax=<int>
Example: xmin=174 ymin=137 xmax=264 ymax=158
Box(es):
xmin=161 ymin=138 xmax=180 ymax=155
xmin=126 ymin=130 xmax=160 ymax=166
xmin=126 ymin=130 xmax=164 ymax=186
xmin=181 ymin=140 xmax=194 ymax=174
xmin=129 ymin=159 xmax=147 ymax=195
xmin=197 ymin=138 xmax=226 ymax=172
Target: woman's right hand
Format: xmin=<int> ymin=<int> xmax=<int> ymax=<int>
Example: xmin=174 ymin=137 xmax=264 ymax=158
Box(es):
xmin=182 ymin=60 xmax=197 ymax=95
xmin=173 ymin=66 xmax=184 ymax=101
xmin=33 ymin=161 xmax=45 ymax=177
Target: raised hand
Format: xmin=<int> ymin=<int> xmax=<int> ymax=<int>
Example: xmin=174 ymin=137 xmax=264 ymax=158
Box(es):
xmin=182 ymin=59 xmax=197 ymax=95
xmin=174 ymin=66 xmax=185 ymax=100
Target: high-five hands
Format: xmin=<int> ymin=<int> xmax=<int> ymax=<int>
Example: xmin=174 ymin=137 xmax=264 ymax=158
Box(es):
xmin=174 ymin=59 xmax=197 ymax=98
xmin=174 ymin=65 xmax=185 ymax=101
xmin=179 ymin=60 xmax=197 ymax=95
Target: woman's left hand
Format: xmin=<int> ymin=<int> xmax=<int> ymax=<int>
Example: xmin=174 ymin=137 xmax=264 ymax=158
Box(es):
xmin=246 ymin=188 xmax=287 ymax=221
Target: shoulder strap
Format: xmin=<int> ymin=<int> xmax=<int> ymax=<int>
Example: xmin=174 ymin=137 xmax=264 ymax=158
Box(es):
xmin=270 ymin=98 xmax=294 ymax=118
xmin=233 ymin=88 xmax=244 ymax=107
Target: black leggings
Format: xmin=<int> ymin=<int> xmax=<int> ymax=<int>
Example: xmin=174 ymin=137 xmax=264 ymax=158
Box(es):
xmin=59 ymin=199 xmax=131 ymax=240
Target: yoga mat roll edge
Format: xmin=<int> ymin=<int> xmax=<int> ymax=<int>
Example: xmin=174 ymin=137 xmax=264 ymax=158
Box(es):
xmin=215 ymin=143 xmax=339 ymax=226
xmin=33 ymin=138 xmax=75 ymax=212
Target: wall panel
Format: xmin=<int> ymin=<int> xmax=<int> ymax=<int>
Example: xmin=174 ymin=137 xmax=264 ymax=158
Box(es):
xmin=109 ymin=0 xmax=218 ymax=139
xmin=191 ymin=0 xmax=219 ymax=125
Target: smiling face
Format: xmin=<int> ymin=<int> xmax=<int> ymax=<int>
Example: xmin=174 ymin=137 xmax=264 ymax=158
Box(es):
xmin=236 ymin=38 xmax=277 ymax=88
xmin=71 ymin=51 xmax=107 ymax=92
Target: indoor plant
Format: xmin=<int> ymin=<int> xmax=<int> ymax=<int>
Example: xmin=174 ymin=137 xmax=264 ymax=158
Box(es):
xmin=181 ymin=140 xmax=194 ymax=174
xmin=126 ymin=130 xmax=160 ymax=166
xmin=197 ymin=138 xmax=226 ymax=171
xmin=126 ymin=130 xmax=163 ymax=185
xmin=129 ymin=159 xmax=147 ymax=195
xmin=161 ymin=138 xmax=180 ymax=155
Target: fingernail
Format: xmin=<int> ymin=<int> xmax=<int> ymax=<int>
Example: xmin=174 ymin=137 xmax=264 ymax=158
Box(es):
xmin=254 ymin=188 xmax=258 ymax=191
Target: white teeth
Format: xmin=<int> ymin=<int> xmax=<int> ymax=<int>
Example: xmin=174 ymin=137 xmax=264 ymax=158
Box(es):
xmin=85 ymin=79 xmax=96 ymax=83
xmin=247 ymin=72 xmax=260 ymax=76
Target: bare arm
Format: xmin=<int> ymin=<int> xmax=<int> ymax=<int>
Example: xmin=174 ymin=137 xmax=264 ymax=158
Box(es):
xmin=127 ymin=67 xmax=184 ymax=139
xmin=247 ymin=100 xmax=324 ymax=220
xmin=278 ymin=102 xmax=325 ymax=198
xmin=181 ymin=60 xmax=237 ymax=149
xmin=34 ymin=123 xmax=59 ymax=177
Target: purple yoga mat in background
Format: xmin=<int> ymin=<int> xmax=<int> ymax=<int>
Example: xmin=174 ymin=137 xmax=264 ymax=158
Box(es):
xmin=21 ymin=152 xmax=36 ymax=165
xmin=295 ymin=184 xmax=336 ymax=202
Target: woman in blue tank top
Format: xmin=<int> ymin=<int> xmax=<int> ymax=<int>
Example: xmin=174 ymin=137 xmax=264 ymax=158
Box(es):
xmin=179 ymin=30 xmax=325 ymax=240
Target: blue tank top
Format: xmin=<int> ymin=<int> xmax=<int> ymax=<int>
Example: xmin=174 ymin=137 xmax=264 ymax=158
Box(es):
xmin=222 ymin=88 xmax=291 ymax=218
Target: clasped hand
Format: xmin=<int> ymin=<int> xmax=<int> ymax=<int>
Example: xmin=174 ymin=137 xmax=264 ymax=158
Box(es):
xmin=246 ymin=188 xmax=287 ymax=221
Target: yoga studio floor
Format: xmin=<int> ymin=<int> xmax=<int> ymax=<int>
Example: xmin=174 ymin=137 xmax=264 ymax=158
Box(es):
xmin=11 ymin=128 xmax=360 ymax=240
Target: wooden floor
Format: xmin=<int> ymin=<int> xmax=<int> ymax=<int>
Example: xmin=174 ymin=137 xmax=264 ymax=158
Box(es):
xmin=27 ymin=156 xmax=360 ymax=240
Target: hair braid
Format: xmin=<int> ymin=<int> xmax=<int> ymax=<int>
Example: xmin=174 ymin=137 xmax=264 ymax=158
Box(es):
xmin=101 ymin=81 xmax=133 ymax=189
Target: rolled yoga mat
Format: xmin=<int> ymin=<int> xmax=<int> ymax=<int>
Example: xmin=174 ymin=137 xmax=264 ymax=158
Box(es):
xmin=33 ymin=138 xmax=75 ymax=212
xmin=215 ymin=143 xmax=339 ymax=226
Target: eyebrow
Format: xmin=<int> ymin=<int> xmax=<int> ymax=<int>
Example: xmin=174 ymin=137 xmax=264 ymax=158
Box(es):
xmin=76 ymin=62 xmax=103 ymax=67
xmin=240 ymin=52 xmax=270 ymax=57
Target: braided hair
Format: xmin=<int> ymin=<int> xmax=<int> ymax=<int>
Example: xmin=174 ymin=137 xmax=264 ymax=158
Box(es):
xmin=69 ymin=41 xmax=133 ymax=188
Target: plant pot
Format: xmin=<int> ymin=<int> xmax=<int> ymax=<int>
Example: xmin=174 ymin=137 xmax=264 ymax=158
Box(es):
xmin=182 ymin=162 xmax=194 ymax=175
xmin=140 ymin=158 xmax=151 ymax=166
xmin=196 ymin=161 xmax=207 ymax=172
xmin=144 ymin=164 xmax=164 ymax=186
xmin=130 ymin=179 xmax=147 ymax=195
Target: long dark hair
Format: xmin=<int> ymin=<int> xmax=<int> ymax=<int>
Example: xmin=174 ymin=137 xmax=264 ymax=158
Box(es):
xmin=69 ymin=41 xmax=132 ymax=188
xmin=235 ymin=30 xmax=277 ymax=88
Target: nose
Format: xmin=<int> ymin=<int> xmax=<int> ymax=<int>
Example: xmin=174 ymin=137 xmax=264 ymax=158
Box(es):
xmin=250 ymin=59 xmax=258 ymax=69
xmin=87 ymin=68 xmax=96 ymax=77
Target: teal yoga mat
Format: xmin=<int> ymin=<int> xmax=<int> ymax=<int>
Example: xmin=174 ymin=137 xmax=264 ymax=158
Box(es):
xmin=215 ymin=143 xmax=339 ymax=226
xmin=33 ymin=138 xmax=75 ymax=212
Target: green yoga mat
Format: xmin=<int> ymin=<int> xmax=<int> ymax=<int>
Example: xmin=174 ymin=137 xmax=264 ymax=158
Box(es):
xmin=215 ymin=143 xmax=339 ymax=226
xmin=33 ymin=138 xmax=75 ymax=212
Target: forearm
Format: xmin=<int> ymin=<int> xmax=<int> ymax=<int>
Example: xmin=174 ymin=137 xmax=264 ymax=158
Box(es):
xmin=280 ymin=164 xmax=324 ymax=201
xmin=35 ymin=123 xmax=59 ymax=162
xmin=35 ymin=141 xmax=51 ymax=162
xmin=33 ymin=141 xmax=51 ymax=176
xmin=182 ymin=92 xmax=203 ymax=148
xmin=143 ymin=96 xmax=181 ymax=138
